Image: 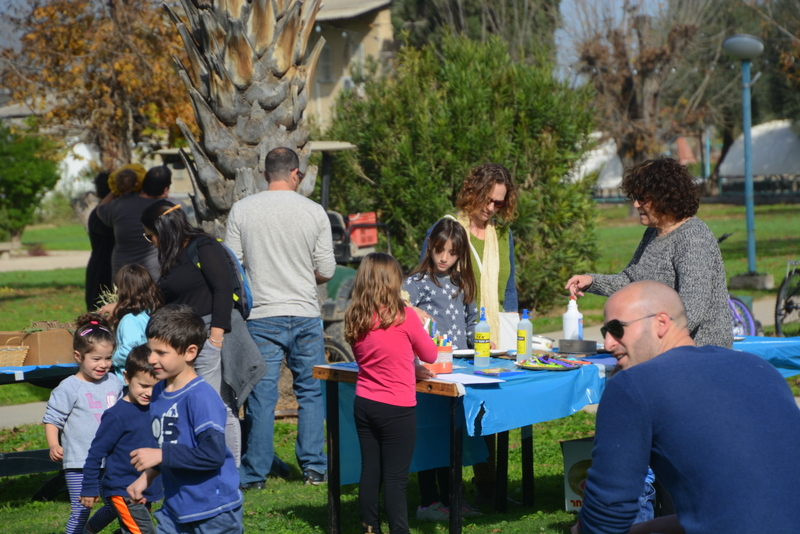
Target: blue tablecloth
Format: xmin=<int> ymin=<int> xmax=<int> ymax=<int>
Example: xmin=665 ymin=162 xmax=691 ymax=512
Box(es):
xmin=327 ymin=358 xmax=607 ymax=485
xmin=0 ymin=363 xmax=77 ymax=384
xmin=733 ymin=336 xmax=800 ymax=378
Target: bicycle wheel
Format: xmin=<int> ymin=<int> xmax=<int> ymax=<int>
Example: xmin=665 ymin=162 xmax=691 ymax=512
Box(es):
xmin=775 ymin=269 xmax=800 ymax=337
xmin=729 ymin=296 xmax=756 ymax=337
xmin=324 ymin=336 xmax=354 ymax=364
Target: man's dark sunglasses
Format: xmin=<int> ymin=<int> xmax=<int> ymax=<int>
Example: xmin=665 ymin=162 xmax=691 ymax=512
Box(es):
xmin=600 ymin=314 xmax=657 ymax=339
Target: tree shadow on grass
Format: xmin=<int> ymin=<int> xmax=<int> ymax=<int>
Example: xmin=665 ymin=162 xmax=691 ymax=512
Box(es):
xmin=270 ymin=473 xmax=579 ymax=534
xmin=0 ymin=472 xmax=68 ymax=507
xmin=0 ymin=277 xmax=84 ymax=290
xmin=719 ymin=236 xmax=800 ymax=263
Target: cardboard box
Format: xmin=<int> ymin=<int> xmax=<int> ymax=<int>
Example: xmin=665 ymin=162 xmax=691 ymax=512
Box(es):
xmin=0 ymin=330 xmax=74 ymax=366
xmin=561 ymin=436 xmax=595 ymax=511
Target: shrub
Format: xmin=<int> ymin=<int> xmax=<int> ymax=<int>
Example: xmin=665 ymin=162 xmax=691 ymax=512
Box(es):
xmin=0 ymin=121 xmax=59 ymax=240
xmin=325 ymin=35 xmax=598 ymax=312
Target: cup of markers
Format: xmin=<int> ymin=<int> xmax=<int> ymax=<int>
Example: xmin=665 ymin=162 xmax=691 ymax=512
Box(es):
xmin=422 ymin=334 xmax=453 ymax=374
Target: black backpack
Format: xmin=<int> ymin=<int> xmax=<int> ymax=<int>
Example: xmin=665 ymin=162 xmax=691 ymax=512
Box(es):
xmin=184 ymin=237 xmax=252 ymax=319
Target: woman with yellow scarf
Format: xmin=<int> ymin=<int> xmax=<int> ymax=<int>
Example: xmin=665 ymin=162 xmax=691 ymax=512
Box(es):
xmin=419 ymin=163 xmax=519 ymax=342
xmin=418 ymin=163 xmax=518 ymax=509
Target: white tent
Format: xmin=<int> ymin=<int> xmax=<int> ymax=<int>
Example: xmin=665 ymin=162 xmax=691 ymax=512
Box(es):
xmin=719 ymin=119 xmax=800 ymax=177
xmin=567 ymin=133 xmax=623 ymax=189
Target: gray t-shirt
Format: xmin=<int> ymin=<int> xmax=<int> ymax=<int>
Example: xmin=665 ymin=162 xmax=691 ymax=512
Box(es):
xmin=42 ymin=374 xmax=123 ymax=469
xmin=588 ymin=216 xmax=732 ymax=348
xmin=225 ymin=190 xmax=336 ymax=318
xmin=96 ymin=194 xmax=161 ymax=282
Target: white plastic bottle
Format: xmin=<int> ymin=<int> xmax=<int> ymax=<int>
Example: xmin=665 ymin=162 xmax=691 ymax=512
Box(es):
xmin=474 ymin=307 xmax=491 ymax=368
xmin=563 ymin=297 xmax=584 ymax=340
xmin=516 ymin=309 xmax=533 ymax=363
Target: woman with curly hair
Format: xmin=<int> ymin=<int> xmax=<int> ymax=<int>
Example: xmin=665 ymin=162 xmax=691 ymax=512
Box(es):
xmin=419 ymin=163 xmax=518 ymax=342
xmin=417 ymin=163 xmax=518 ymax=510
xmin=565 ymin=157 xmax=732 ymax=348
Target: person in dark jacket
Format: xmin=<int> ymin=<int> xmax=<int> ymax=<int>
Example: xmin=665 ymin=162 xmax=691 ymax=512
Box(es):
xmin=85 ymin=172 xmax=115 ymax=310
xmin=140 ymin=199 xmax=266 ymax=469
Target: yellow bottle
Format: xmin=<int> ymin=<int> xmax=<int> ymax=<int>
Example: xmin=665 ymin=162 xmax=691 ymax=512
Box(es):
xmin=474 ymin=307 xmax=491 ymax=368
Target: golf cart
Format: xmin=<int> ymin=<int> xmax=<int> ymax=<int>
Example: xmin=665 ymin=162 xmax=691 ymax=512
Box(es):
xmin=311 ymin=142 xmax=391 ymax=363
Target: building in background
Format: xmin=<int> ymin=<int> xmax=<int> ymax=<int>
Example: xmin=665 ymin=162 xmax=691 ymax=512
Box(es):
xmin=306 ymin=0 xmax=394 ymax=129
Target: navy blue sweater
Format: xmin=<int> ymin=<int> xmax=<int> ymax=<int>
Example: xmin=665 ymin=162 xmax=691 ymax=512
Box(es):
xmin=579 ymin=345 xmax=800 ymax=534
xmin=81 ymin=399 xmax=163 ymax=501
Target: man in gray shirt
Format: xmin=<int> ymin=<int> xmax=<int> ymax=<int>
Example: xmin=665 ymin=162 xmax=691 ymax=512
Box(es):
xmin=226 ymin=147 xmax=335 ymax=489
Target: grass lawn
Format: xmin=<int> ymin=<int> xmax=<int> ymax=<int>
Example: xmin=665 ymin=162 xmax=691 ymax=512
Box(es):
xmin=0 ymin=268 xmax=85 ymax=406
xmin=1 ymin=203 xmax=798 ymax=531
xmin=21 ymin=224 xmax=91 ymax=252
xmin=0 ymin=415 xmax=597 ymax=533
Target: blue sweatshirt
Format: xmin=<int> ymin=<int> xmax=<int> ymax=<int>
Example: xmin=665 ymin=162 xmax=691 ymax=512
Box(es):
xmin=150 ymin=376 xmax=242 ymax=524
xmin=112 ymin=311 xmax=150 ymax=380
xmin=81 ymin=398 xmax=163 ymax=501
xmin=579 ymin=345 xmax=800 ymax=534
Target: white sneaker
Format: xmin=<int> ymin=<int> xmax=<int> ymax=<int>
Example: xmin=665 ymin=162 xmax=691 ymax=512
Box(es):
xmin=416 ymin=502 xmax=449 ymax=521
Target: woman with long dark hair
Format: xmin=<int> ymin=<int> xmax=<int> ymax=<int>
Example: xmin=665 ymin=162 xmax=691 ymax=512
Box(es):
xmin=140 ymin=200 xmax=266 ymax=467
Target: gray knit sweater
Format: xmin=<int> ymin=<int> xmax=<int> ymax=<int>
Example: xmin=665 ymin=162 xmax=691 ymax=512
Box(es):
xmin=588 ymin=217 xmax=733 ymax=348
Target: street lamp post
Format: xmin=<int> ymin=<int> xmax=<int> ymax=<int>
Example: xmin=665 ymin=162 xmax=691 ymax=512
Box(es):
xmin=723 ymin=34 xmax=773 ymax=290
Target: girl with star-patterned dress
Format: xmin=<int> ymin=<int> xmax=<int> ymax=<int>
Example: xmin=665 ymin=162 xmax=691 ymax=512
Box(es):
xmin=402 ymin=218 xmax=481 ymax=521
xmin=403 ymin=218 xmax=478 ymax=350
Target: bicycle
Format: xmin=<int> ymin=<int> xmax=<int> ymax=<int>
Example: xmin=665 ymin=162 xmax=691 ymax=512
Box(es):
xmin=729 ymin=296 xmax=757 ymax=337
xmin=775 ymin=260 xmax=800 ymax=337
xmin=717 ymin=233 xmax=760 ymax=337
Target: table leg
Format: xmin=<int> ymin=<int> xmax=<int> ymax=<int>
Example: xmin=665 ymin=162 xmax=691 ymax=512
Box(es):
xmin=495 ymin=431 xmax=509 ymax=513
xmin=32 ymin=471 xmax=67 ymax=501
xmin=448 ymin=397 xmax=463 ymax=534
xmin=326 ymin=380 xmax=341 ymax=534
xmin=521 ymin=425 xmax=534 ymax=507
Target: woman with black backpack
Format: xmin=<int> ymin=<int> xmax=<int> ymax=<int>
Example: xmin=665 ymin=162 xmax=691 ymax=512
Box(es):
xmin=141 ymin=199 xmax=266 ymax=468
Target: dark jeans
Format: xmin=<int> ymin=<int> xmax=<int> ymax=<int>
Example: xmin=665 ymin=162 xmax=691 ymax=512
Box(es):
xmin=109 ymin=495 xmax=156 ymax=534
xmin=355 ymin=396 xmax=416 ymax=534
xmin=418 ymin=467 xmax=450 ymax=508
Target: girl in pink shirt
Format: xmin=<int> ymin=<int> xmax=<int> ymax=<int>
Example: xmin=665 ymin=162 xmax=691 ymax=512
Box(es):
xmin=345 ymin=253 xmax=437 ymax=534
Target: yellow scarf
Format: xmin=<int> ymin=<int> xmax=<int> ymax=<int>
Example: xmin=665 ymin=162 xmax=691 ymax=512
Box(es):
xmin=446 ymin=212 xmax=501 ymax=344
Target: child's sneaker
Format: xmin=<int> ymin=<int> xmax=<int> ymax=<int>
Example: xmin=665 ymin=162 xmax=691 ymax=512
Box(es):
xmin=416 ymin=502 xmax=449 ymax=521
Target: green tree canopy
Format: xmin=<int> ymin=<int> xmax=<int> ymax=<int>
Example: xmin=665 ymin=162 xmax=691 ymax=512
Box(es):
xmin=0 ymin=121 xmax=59 ymax=241
xmin=326 ymin=34 xmax=597 ymax=312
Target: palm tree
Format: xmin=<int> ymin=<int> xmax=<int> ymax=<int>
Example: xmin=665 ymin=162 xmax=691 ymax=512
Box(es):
xmin=165 ymin=0 xmax=324 ymax=235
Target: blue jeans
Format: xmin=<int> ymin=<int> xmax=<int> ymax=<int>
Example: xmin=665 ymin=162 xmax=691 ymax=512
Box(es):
xmin=239 ymin=316 xmax=327 ymax=485
xmin=155 ymin=504 xmax=243 ymax=534
xmin=634 ymin=468 xmax=657 ymax=524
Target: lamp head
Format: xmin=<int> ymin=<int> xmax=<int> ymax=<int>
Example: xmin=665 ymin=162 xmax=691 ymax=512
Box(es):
xmin=722 ymin=34 xmax=764 ymax=61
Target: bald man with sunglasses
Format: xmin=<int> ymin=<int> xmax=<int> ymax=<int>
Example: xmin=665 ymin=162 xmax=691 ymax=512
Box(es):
xmin=573 ymin=280 xmax=800 ymax=534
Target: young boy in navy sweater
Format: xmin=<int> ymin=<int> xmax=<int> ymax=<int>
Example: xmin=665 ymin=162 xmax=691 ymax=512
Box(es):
xmin=81 ymin=344 xmax=162 ymax=534
xmin=127 ymin=304 xmax=243 ymax=533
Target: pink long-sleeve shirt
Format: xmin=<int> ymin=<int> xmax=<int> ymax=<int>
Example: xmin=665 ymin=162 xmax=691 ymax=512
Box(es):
xmin=353 ymin=307 xmax=437 ymax=407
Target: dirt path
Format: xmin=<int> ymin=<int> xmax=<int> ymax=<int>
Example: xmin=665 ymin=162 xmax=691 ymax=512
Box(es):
xmin=0 ymin=251 xmax=91 ymax=273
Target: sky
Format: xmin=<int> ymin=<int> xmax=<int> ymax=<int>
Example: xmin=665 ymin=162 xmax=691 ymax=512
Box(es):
xmin=555 ymin=0 xmax=663 ymax=80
